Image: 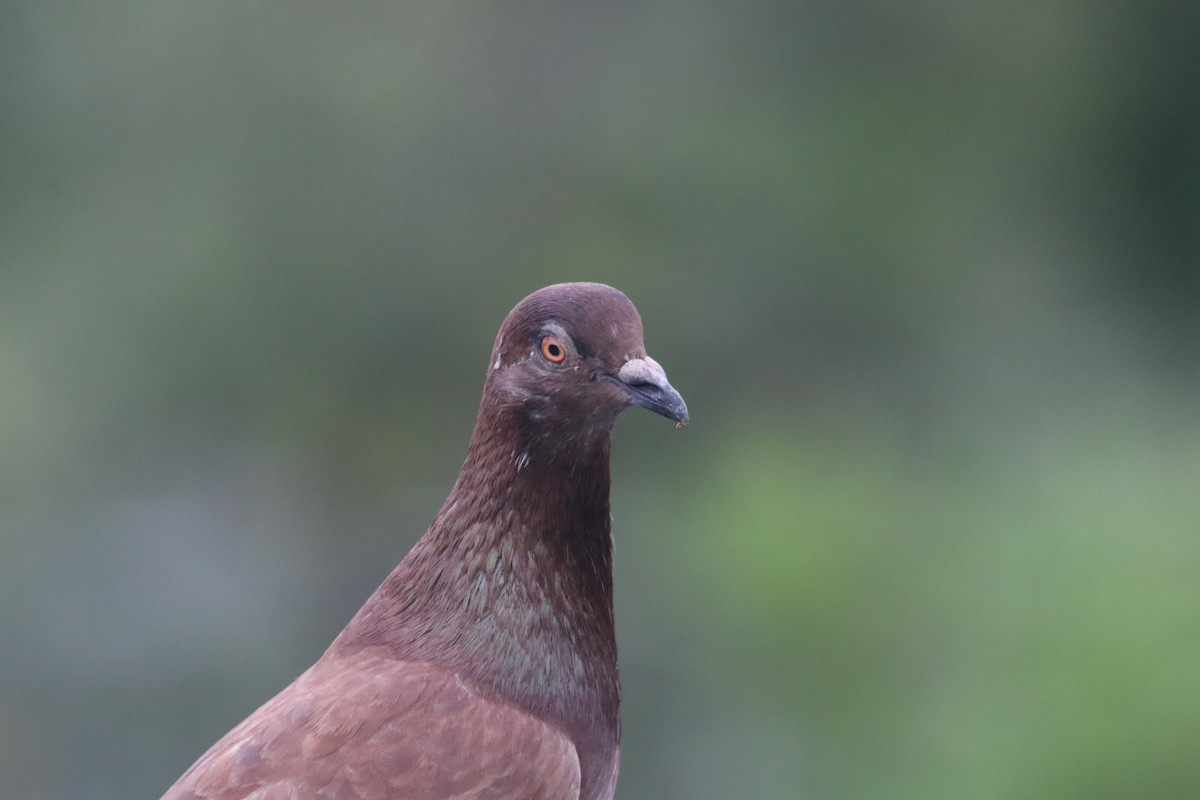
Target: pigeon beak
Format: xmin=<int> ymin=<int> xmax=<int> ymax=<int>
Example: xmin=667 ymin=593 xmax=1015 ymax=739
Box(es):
xmin=609 ymin=357 xmax=689 ymax=426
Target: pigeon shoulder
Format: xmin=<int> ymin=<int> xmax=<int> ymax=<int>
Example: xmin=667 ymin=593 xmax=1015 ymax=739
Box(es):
xmin=162 ymin=647 xmax=582 ymax=800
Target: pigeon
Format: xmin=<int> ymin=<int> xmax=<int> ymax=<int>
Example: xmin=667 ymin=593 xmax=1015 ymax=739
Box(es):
xmin=161 ymin=282 xmax=688 ymax=800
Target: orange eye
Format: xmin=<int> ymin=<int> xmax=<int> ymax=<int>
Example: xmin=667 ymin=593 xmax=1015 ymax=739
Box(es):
xmin=540 ymin=334 xmax=567 ymax=364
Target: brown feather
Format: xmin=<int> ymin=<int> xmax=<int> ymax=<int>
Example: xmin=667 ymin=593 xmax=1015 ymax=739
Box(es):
xmin=164 ymin=649 xmax=582 ymax=800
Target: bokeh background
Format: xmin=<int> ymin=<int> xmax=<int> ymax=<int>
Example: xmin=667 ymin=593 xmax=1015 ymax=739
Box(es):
xmin=3 ymin=3 xmax=1198 ymax=799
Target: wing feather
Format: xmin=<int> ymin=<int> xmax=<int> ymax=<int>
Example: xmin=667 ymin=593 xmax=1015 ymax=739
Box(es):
xmin=163 ymin=648 xmax=580 ymax=800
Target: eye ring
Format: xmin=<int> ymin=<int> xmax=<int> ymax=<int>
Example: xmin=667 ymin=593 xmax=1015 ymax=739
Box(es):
xmin=539 ymin=334 xmax=568 ymax=364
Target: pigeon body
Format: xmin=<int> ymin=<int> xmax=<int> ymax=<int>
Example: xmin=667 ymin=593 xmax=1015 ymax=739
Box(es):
xmin=162 ymin=283 xmax=687 ymax=800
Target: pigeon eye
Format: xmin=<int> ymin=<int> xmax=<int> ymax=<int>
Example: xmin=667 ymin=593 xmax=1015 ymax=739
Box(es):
xmin=540 ymin=334 xmax=567 ymax=364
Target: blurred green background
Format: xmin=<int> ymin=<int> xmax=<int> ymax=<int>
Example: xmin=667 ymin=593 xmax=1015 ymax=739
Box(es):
xmin=3 ymin=3 xmax=1198 ymax=799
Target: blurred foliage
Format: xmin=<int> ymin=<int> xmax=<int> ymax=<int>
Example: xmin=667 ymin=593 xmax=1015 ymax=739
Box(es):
xmin=2 ymin=3 xmax=1197 ymax=799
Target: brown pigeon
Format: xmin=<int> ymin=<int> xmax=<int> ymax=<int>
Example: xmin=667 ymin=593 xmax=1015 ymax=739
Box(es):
xmin=161 ymin=282 xmax=688 ymax=800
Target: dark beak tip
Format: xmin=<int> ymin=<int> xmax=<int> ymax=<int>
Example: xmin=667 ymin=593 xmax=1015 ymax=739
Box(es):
xmin=648 ymin=385 xmax=689 ymax=427
xmin=670 ymin=399 xmax=690 ymax=428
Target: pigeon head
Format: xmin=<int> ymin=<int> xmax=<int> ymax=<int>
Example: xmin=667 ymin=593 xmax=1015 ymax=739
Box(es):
xmin=483 ymin=282 xmax=689 ymax=435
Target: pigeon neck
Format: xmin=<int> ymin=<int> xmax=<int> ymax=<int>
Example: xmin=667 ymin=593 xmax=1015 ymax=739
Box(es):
xmin=437 ymin=403 xmax=619 ymax=664
xmin=334 ymin=403 xmax=620 ymax=743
